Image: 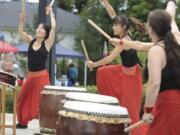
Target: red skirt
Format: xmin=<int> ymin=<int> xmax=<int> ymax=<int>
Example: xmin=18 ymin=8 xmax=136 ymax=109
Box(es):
xmin=147 ymin=89 xmax=180 ymax=135
xmin=17 ymin=70 xmax=50 ymax=125
xmin=96 ymin=64 xmax=148 ymax=135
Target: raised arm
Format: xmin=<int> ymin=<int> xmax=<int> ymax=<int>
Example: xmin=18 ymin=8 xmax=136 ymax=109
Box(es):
xmin=109 ymin=38 xmax=154 ymax=51
xmin=166 ymin=0 xmax=179 ymax=33
xmin=18 ymin=13 xmax=33 ymax=44
xmin=103 ymin=0 xmax=117 ymax=19
xmin=45 ymin=5 xmax=56 ymax=52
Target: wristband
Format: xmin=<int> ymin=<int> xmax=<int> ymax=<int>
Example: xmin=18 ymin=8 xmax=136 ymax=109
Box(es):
xmin=144 ymin=106 xmax=154 ymax=113
xmin=119 ymin=40 xmax=124 ymax=45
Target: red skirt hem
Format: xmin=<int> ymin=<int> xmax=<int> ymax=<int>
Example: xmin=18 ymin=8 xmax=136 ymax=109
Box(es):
xmin=17 ymin=70 xmax=50 ymax=125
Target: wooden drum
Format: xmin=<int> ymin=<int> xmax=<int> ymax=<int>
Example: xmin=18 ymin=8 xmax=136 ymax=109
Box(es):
xmin=0 ymin=71 xmax=17 ymax=88
xmin=65 ymin=92 xmax=119 ymax=105
xmin=39 ymin=85 xmax=86 ymax=134
xmin=56 ymin=101 xmax=130 ymax=135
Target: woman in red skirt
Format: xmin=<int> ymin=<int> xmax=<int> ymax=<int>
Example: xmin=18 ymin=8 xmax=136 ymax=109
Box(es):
xmin=16 ymin=5 xmax=56 ymax=128
xmin=87 ymin=1 xmax=149 ymax=135
xmin=142 ymin=0 xmax=180 ymax=134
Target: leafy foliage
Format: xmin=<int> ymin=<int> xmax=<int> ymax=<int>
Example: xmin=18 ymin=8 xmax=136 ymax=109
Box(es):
xmin=57 ymin=0 xmax=89 ymax=13
xmin=57 ymin=0 xmax=74 ymax=11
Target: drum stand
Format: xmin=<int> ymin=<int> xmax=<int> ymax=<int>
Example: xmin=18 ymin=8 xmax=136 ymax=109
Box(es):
xmin=0 ymin=84 xmax=16 ymax=135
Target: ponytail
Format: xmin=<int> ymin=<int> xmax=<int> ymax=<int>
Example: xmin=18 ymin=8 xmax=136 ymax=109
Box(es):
xmin=164 ymin=32 xmax=180 ymax=85
xmin=129 ymin=17 xmax=148 ymax=35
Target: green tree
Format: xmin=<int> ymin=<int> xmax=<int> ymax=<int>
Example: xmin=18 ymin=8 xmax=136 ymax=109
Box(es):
xmin=57 ymin=0 xmax=74 ymax=11
xmin=57 ymin=0 xmax=89 ymax=13
xmin=74 ymin=0 xmax=89 ymax=13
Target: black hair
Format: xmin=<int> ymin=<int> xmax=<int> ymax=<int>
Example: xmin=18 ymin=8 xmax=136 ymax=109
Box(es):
xmin=112 ymin=15 xmax=130 ymax=32
xmin=69 ymin=63 xmax=75 ymax=67
xmin=148 ymin=9 xmax=171 ymax=38
xmin=39 ymin=23 xmax=51 ymax=40
xmin=129 ymin=17 xmax=148 ymax=35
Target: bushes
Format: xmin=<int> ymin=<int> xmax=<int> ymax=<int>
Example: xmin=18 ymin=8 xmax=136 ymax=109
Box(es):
xmin=5 ymin=85 xmax=146 ymax=116
xmin=6 ymin=94 xmax=14 ymax=113
xmin=3 ymin=86 xmax=20 ymax=113
xmin=86 ymin=85 xmax=97 ymax=93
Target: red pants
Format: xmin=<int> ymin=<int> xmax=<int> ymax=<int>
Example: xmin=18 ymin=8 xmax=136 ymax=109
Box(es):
xmin=96 ymin=64 xmax=148 ymax=135
xmin=17 ymin=70 xmax=50 ymax=125
xmin=147 ymin=90 xmax=180 ymax=135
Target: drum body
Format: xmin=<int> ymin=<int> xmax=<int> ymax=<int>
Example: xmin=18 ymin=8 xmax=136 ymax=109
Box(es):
xmin=56 ymin=101 xmax=130 ymax=135
xmin=39 ymin=85 xmax=86 ymax=134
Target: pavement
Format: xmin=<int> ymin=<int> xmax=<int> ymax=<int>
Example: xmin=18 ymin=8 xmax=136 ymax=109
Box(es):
xmin=5 ymin=113 xmax=40 ymax=135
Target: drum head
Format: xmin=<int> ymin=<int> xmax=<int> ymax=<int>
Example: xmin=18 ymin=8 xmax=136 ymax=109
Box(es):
xmin=62 ymin=101 xmax=128 ymax=118
xmin=65 ymin=92 xmax=119 ymax=105
xmin=59 ymin=101 xmax=130 ymax=124
xmin=44 ymin=85 xmax=87 ymax=92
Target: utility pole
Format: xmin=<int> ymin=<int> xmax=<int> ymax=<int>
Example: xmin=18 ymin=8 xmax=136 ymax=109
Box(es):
xmin=38 ymin=0 xmax=57 ymax=85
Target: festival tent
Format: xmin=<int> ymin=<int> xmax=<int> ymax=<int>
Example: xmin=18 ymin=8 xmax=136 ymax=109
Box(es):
xmin=0 ymin=41 xmax=18 ymax=53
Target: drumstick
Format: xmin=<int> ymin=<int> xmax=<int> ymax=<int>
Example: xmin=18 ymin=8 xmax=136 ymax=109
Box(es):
xmin=50 ymin=0 xmax=55 ymax=6
xmin=124 ymin=120 xmax=144 ymax=132
xmin=81 ymin=40 xmax=90 ymax=60
xmin=46 ymin=0 xmax=55 ymax=15
xmin=21 ymin=0 xmax=26 ymax=14
xmin=88 ymin=19 xmax=111 ymax=40
xmin=81 ymin=40 xmax=92 ymax=71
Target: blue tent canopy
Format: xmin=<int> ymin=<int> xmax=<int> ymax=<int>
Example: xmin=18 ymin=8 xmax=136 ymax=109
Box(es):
xmin=0 ymin=32 xmax=4 ymax=41
xmin=15 ymin=42 xmax=84 ymax=59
